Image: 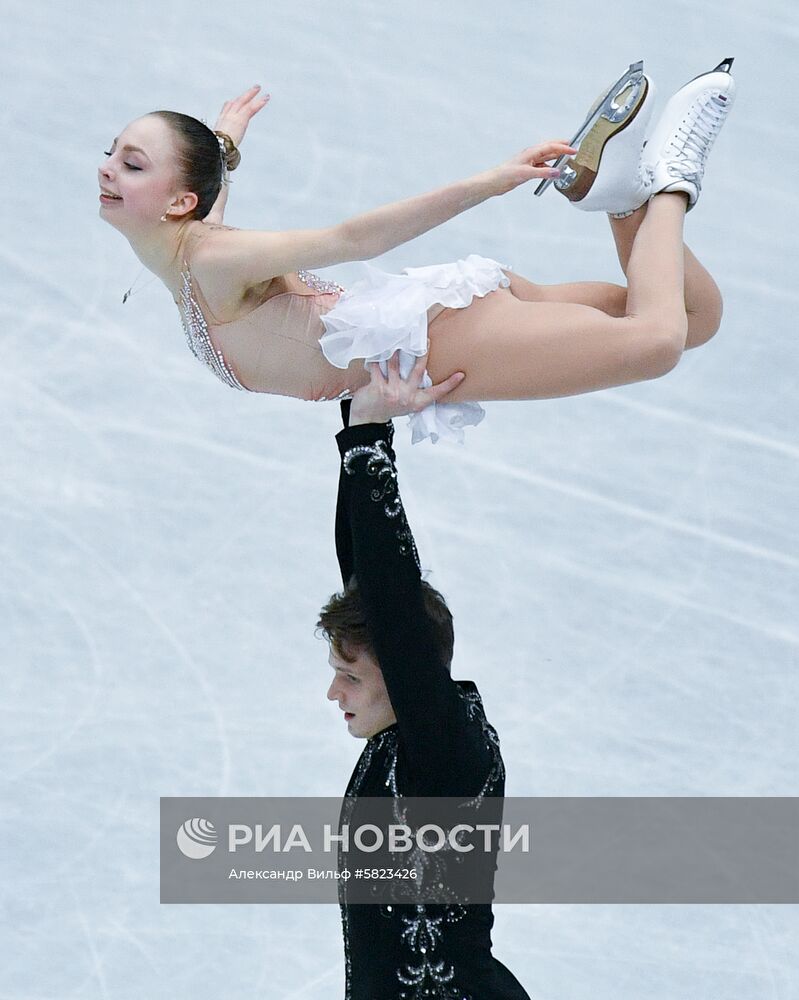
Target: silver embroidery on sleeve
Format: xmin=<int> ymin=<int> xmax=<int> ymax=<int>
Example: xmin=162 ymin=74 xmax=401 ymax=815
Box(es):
xmin=342 ymin=437 xmax=421 ymax=569
xmin=459 ymin=688 xmax=505 ymax=808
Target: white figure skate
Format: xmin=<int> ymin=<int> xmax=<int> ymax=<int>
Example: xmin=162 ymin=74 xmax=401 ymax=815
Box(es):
xmin=536 ymin=61 xmax=656 ymax=215
xmin=643 ymin=57 xmax=736 ymax=210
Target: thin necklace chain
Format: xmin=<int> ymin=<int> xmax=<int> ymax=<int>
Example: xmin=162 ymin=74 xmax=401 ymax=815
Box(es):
xmin=122 ymin=267 xmax=158 ymax=304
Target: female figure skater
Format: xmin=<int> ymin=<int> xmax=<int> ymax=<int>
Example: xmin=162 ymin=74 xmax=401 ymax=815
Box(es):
xmin=98 ymin=59 xmax=735 ymax=443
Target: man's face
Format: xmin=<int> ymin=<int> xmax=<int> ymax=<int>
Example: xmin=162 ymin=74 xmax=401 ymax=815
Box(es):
xmin=327 ymin=644 xmax=396 ymax=739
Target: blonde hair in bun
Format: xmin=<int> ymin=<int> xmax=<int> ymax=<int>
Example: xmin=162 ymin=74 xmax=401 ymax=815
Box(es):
xmin=213 ymin=131 xmax=241 ymax=173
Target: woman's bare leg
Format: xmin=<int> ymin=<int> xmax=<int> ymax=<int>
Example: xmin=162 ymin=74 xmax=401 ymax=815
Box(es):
xmin=512 ymin=204 xmax=723 ymax=348
xmin=608 ymin=204 xmax=723 ymax=347
xmin=426 ymin=192 xmax=690 ymax=402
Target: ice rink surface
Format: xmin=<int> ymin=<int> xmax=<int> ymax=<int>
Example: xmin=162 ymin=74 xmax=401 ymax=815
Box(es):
xmin=2 ymin=0 xmax=798 ymax=996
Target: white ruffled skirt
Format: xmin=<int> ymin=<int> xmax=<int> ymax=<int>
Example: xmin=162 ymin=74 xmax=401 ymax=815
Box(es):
xmin=319 ymin=254 xmax=510 ymax=444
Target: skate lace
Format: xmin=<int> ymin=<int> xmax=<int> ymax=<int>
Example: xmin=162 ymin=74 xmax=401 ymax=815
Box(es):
xmin=664 ymin=93 xmax=730 ymax=182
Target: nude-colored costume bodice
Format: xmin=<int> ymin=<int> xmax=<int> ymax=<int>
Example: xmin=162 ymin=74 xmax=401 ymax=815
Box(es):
xmin=176 ymin=245 xmax=366 ymax=402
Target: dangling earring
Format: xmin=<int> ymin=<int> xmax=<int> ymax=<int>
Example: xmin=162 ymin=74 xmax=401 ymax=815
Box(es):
xmin=160 ymin=212 xmax=169 ymax=222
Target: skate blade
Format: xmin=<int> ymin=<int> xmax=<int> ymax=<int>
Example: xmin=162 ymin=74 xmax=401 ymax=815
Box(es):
xmin=555 ymin=74 xmax=650 ymax=201
xmin=687 ymin=56 xmax=735 ymax=85
xmin=534 ymin=60 xmax=645 ymax=197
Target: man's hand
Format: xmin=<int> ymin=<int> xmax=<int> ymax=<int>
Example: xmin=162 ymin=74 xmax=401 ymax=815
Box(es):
xmin=348 ymin=351 xmax=465 ymax=426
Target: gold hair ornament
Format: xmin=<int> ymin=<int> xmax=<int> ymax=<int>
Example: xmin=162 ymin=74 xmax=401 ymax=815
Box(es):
xmin=213 ymin=131 xmax=241 ymax=184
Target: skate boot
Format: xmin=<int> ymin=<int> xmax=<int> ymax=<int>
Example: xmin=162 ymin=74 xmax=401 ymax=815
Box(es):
xmin=642 ymin=58 xmax=736 ymax=211
xmin=543 ymin=62 xmax=656 ymax=215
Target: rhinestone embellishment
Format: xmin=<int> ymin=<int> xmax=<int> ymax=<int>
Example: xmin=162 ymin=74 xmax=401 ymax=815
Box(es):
xmin=296 ymin=269 xmax=345 ymax=295
xmin=178 ymin=267 xmax=247 ymax=391
xmin=342 ymin=438 xmax=422 ymax=570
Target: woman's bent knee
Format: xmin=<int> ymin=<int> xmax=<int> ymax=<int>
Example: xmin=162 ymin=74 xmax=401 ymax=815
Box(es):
xmin=685 ymin=302 xmax=723 ymax=349
xmin=643 ymin=329 xmax=685 ymax=378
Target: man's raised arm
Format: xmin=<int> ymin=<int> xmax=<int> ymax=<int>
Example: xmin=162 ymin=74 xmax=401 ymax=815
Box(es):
xmin=332 ymin=356 xmax=484 ymax=793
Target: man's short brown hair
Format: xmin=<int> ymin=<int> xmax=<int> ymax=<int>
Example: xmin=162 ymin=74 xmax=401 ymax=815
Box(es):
xmin=317 ymin=575 xmax=454 ymax=672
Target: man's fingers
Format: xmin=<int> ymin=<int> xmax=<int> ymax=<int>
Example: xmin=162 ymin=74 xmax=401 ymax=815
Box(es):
xmin=409 ymin=353 xmax=429 ymax=382
xmin=424 ymin=371 xmax=465 ymax=402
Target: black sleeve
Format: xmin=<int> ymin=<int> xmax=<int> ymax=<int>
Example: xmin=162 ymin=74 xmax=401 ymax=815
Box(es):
xmin=333 ymin=398 xmax=355 ymax=587
xmin=333 ymin=402 xmax=485 ymax=795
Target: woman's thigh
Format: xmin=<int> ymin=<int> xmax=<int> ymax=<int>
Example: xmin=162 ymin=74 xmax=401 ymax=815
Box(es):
xmin=425 ymin=286 xmax=673 ymax=402
xmin=505 ymin=268 xmax=628 ymax=316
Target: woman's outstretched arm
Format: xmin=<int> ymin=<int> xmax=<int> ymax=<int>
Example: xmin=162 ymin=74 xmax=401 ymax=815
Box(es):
xmin=190 ymin=140 xmax=575 ymax=298
xmin=337 ymin=152 xmax=554 ymax=259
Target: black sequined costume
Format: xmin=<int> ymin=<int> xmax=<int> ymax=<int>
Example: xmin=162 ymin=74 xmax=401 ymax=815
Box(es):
xmin=333 ymin=399 xmax=531 ymax=1000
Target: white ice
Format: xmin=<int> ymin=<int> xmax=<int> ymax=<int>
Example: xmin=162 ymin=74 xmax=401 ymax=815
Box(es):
xmin=2 ymin=0 xmax=798 ymax=997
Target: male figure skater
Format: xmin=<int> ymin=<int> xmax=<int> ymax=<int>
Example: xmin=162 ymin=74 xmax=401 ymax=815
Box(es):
xmin=317 ymin=352 xmax=529 ymax=999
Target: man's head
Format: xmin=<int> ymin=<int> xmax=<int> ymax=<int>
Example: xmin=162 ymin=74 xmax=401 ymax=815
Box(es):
xmin=318 ymin=576 xmax=454 ymax=740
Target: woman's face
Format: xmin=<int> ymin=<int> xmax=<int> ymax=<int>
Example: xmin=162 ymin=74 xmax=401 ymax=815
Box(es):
xmin=97 ymin=115 xmax=195 ymax=232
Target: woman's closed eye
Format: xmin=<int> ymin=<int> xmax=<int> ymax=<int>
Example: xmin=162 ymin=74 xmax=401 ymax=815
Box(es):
xmin=103 ymin=151 xmax=142 ymax=170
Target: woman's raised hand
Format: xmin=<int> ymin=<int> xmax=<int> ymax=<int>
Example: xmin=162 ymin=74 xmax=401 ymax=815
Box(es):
xmin=213 ymin=85 xmax=271 ymax=148
xmin=348 ymin=351 xmax=465 ymax=426
xmin=490 ymin=140 xmax=578 ymax=195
